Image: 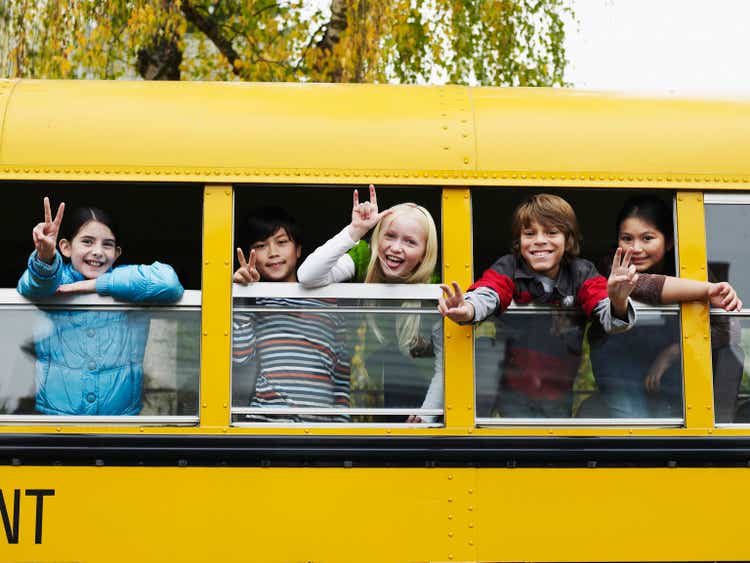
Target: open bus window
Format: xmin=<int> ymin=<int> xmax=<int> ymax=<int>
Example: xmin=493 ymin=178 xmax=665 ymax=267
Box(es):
xmin=0 ymin=183 xmax=202 ymax=422
xmin=231 ymin=185 xmax=443 ymax=425
xmin=471 ymin=188 xmax=684 ymax=424
xmin=704 ymin=194 xmax=749 ymax=424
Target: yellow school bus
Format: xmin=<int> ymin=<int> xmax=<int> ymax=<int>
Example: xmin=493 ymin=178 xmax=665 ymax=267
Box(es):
xmin=1 ymin=79 xmax=750 ymax=563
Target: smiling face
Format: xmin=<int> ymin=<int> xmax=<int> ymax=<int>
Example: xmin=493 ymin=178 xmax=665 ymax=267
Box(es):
xmin=519 ymin=220 xmax=566 ymax=279
xmin=251 ymin=227 xmax=301 ymax=282
xmin=376 ymin=212 xmax=428 ymax=281
xmin=618 ymin=216 xmax=670 ymax=273
xmin=59 ymin=220 xmax=121 ymax=279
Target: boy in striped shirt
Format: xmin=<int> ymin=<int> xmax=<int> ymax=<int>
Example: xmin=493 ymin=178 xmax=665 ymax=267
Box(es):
xmin=232 ymin=207 xmax=351 ymax=422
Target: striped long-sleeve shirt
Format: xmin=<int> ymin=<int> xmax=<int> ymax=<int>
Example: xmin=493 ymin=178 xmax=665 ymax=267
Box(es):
xmin=232 ymin=298 xmax=351 ymax=422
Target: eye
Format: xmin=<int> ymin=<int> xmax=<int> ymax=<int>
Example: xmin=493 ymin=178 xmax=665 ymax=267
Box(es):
xmin=405 ymin=237 xmax=417 ymax=246
xmin=80 ymin=237 xmax=93 ymax=245
xmin=384 ymin=232 xmax=396 ymax=240
xmin=619 ymin=234 xmax=632 ymax=242
xmin=103 ymin=241 xmax=116 ymax=249
xmin=253 ymin=243 xmax=266 ymax=250
xmin=547 ymin=229 xmax=559 ymax=236
xmin=522 ymin=230 xmax=534 ymax=237
xmin=277 ymin=238 xmax=290 ymax=245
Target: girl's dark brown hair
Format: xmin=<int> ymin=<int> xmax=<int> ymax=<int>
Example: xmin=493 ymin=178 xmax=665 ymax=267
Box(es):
xmin=61 ymin=207 xmax=118 ymax=242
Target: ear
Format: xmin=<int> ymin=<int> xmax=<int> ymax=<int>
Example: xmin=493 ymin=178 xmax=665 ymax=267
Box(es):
xmin=295 ymin=245 xmax=302 ymax=260
xmin=59 ymin=239 xmax=72 ymax=258
xmin=114 ymin=246 xmax=123 ymax=263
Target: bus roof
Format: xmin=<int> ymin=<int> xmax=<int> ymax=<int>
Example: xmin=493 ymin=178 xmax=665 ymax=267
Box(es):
xmin=1 ymin=79 xmax=749 ymax=188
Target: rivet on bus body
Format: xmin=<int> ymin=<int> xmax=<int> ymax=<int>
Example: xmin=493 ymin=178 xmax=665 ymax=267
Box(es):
xmin=222 ymin=428 xmax=228 ymax=433
xmin=468 ymin=506 xmax=473 ymax=511
xmin=463 ymin=158 xmax=469 ymax=164
xmin=56 ymin=427 xmax=62 ymax=432
xmin=468 ymin=523 xmax=474 ymax=528
xmin=223 ymin=403 xmax=227 ymax=408
xmin=139 ymin=427 xmax=144 ymax=432
xmin=304 ymin=429 xmax=310 ymax=434
xmin=203 ymin=331 xmax=208 ymax=336
xmin=469 ymin=540 xmax=474 ymax=546
xmin=468 ymin=489 xmax=473 ymax=494
xmin=467 ymin=428 xmax=473 ymax=434
xmin=202 ymin=403 xmax=207 ymax=408
xmin=224 ymin=331 xmax=229 ymax=337
xmin=442 ymin=125 xmax=448 ymax=130
xmin=205 ymin=260 xmax=210 ymax=265
xmin=443 ymin=146 xmax=450 ymax=151
xmin=448 ymin=497 xmax=453 ymax=502
xmin=448 ymin=514 xmax=453 ymax=520
xmin=462 ymin=133 xmax=469 ymax=138
xmin=448 ymin=532 xmax=454 ymax=538
xmin=448 ymin=474 xmax=453 ymax=480
xmin=687 ymin=404 xmax=692 ymax=410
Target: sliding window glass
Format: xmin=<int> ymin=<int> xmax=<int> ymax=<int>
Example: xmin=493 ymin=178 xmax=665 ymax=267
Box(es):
xmin=704 ymin=193 xmax=749 ymax=424
xmin=231 ymin=185 xmax=443 ymax=425
xmin=472 ymin=188 xmax=683 ymax=424
xmin=0 ymin=183 xmax=201 ymax=423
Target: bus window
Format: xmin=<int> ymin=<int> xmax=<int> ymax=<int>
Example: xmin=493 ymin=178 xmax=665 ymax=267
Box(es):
xmin=471 ymin=188 xmax=683 ymax=424
xmin=704 ymin=194 xmax=749 ymax=424
xmin=231 ymin=185 xmax=443 ymax=425
xmin=0 ymin=184 xmax=202 ymax=422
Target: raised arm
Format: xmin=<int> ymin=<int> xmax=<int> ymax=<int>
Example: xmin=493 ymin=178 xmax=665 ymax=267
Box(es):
xmin=17 ymin=197 xmax=66 ymax=298
xmin=298 ymin=185 xmax=390 ymax=288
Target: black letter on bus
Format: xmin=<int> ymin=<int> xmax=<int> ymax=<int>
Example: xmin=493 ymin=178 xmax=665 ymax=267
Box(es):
xmin=0 ymin=489 xmax=20 ymax=544
xmin=25 ymin=489 xmax=54 ymax=544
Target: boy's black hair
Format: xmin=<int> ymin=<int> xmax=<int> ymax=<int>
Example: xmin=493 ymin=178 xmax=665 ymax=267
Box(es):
xmin=242 ymin=206 xmax=302 ymax=248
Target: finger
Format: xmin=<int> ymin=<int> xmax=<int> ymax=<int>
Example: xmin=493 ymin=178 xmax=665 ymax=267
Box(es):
xmin=439 ymin=284 xmax=454 ymax=300
xmin=250 ymin=267 xmax=261 ymax=283
xmin=611 ymin=247 xmax=622 ymax=269
xmin=52 ymin=202 xmax=65 ymax=229
xmin=248 ymin=248 xmax=257 ymax=269
xmin=451 ymin=281 xmax=464 ymax=301
xmin=736 ymin=298 xmax=743 ymax=311
xmin=438 ymin=301 xmax=448 ymax=316
xmin=628 ymin=264 xmax=637 ymax=279
xmin=621 ymin=247 xmax=633 ymax=268
xmin=376 ymin=208 xmax=394 ymax=222
xmin=369 ymin=184 xmax=377 ymax=207
xmin=234 ymin=269 xmax=251 ymax=284
xmin=236 ymin=248 xmax=247 ymax=268
xmin=353 ymin=189 xmax=359 ymax=208
xmin=43 ymin=196 xmax=52 ymax=224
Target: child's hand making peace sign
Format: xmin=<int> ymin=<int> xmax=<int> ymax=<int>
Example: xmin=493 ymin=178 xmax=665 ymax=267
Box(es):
xmin=348 ymin=184 xmax=392 ymax=241
xmin=607 ymin=247 xmax=638 ymax=319
xmin=234 ymin=247 xmax=261 ymax=284
xmin=33 ymin=197 xmax=65 ymax=264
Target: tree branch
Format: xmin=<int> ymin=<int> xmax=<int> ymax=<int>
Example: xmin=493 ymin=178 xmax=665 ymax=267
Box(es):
xmin=181 ymin=0 xmax=242 ymax=77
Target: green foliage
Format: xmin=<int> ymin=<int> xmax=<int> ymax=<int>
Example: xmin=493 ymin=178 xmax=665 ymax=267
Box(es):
xmin=0 ymin=0 xmax=572 ymax=85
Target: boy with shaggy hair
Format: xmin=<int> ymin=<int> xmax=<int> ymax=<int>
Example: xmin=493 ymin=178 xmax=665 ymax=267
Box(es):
xmin=438 ymin=193 xmax=637 ymax=417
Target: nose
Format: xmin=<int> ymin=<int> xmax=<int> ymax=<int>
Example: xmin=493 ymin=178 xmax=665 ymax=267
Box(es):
xmin=533 ymin=232 xmax=546 ymax=244
xmin=90 ymin=242 xmax=105 ymax=256
xmin=389 ymin=238 xmax=403 ymax=252
xmin=267 ymin=241 xmax=280 ymax=256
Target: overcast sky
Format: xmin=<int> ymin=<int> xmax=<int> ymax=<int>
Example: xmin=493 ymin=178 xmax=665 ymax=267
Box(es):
xmin=565 ymin=0 xmax=750 ymax=94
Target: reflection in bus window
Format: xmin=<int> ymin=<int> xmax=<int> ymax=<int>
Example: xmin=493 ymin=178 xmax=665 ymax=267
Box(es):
xmin=231 ymin=294 xmax=443 ymax=424
xmin=0 ymin=301 xmax=200 ymax=417
xmin=589 ymin=309 xmax=682 ymax=419
xmin=705 ymin=199 xmax=750 ymax=423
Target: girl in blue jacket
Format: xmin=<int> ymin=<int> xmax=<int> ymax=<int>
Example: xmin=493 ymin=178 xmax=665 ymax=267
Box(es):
xmin=17 ymin=197 xmax=184 ymax=415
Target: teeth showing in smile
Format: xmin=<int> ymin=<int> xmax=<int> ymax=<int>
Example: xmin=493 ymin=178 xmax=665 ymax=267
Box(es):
xmin=531 ymin=250 xmax=552 ymax=257
xmin=385 ymin=255 xmax=404 ymax=267
xmin=85 ymin=259 xmax=104 ymax=267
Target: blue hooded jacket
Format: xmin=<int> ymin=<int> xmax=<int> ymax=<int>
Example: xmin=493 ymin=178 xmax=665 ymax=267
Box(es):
xmin=17 ymin=251 xmax=184 ymax=415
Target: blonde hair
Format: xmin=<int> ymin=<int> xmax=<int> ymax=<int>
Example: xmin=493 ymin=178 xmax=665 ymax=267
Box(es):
xmin=363 ymin=203 xmax=438 ymax=355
